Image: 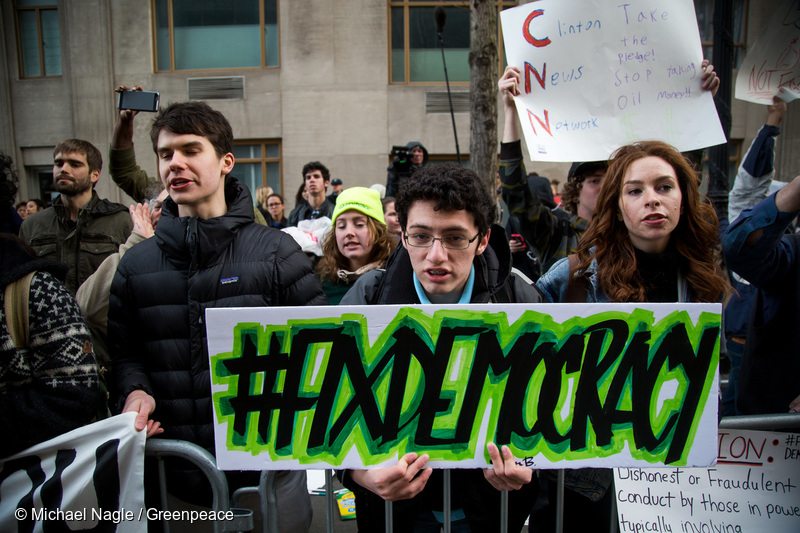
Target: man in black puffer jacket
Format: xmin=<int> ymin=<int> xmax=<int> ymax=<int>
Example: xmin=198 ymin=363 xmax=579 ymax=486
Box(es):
xmin=108 ymin=102 xmax=325 ymax=532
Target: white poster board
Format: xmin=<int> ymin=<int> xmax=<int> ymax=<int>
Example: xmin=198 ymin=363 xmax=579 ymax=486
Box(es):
xmin=206 ymin=303 xmax=721 ymax=471
xmin=615 ymin=429 xmax=800 ymax=533
xmin=0 ymin=413 xmax=146 ymax=533
xmin=500 ymin=0 xmax=725 ymax=162
xmin=735 ymin=0 xmax=800 ymax=104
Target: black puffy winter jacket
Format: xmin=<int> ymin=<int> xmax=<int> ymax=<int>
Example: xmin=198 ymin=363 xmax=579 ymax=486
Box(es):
xmin=108 ymin=177 xmax=325 ymax=453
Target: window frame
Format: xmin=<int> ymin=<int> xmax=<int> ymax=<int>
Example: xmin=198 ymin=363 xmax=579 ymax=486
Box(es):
xmin=232 ymin=139 xmax=283 ymax=198
xmin=14 ymin=0 xmax=61 ymax=79
xmin=387 ymin=0 xmax=517 ymax=86
xmin=694 ymin=0 xmax=749 ymax=68
xmin=151 ymin=0 xmax=281 ymax=73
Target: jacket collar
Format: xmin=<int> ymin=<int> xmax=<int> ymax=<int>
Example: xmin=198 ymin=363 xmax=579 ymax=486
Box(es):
xmin=155 ymin=176 xmax=255 ymax=268
xmin=52 ymin=190 xmax=99 ymax=223
xmin=52 ymin=190 xmax=127 ymax=224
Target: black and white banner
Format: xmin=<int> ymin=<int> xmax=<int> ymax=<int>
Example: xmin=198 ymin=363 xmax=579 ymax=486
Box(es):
xmin=0 ymin=413 xmax=146 ymax=532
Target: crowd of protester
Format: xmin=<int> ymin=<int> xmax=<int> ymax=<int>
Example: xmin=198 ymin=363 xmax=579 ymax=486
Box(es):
xmin=1 ymin=57 xmax=799 ymax=533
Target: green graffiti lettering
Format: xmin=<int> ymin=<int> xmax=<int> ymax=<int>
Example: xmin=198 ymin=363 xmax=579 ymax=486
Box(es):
xmin=210 ymin=308 xmax=719 ymax=466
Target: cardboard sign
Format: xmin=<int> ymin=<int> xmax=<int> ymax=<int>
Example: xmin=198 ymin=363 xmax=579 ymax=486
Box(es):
xmin=206 ymin=303 xmax=721 ymax=471
xmin=500 ymin=0 xmax=725 ymax=162
xmin=735 ymin=0 xmax=800 ymax=104
xmin=614 ymin=429 xmax=800 ymax=533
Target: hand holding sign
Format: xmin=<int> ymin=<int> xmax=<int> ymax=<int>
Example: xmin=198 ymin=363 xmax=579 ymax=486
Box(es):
xmin=483 ymin=442 xmax=533 ymax=491
xmin=701 ymin=59 xmax=720 ymax=96
xmin=350 ymin=453 xmax=433 ymax=501
xmin=500 ymin=0 xmax=725 ymax=162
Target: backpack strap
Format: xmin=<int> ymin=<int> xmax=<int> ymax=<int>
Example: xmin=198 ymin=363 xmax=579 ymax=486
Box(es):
xmin=4 ymin=271 xmax=35 ymax=349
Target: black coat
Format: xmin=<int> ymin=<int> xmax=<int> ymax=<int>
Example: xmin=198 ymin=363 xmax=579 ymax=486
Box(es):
xmin=108 ymin=177 xmax=325 ymax=451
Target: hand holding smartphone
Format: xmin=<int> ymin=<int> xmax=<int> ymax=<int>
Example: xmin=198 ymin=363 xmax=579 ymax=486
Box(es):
xmin=117 ymin=89 xmax=160 ymax=112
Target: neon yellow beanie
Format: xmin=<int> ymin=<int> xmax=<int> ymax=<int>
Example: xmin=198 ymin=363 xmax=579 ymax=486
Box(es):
xmin=331 ymin=187 xmax=386 ymax=225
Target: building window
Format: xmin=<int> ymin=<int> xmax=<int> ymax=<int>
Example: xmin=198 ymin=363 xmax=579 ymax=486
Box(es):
xmin=389 ymin=1 xmax=516 ymax=84
xmin=154 ymin=0 xmax=279 ymax=71
xmin=694 ymin=0 xmax=748 ymax=68
xmin=233 ymin=141 xmax=282 ymax=201
xmin=15 ymin=0 xmax=62 ymax=78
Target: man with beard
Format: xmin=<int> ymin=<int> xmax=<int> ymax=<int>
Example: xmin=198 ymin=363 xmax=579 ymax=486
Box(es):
xmin=20 ymin=139 xmax=131 ymax=294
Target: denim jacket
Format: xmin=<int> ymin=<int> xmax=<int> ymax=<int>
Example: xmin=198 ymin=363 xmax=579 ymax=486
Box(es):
xmin=723 ymin=192 xmax=799 ymax=324
xmin=722 ymin=191 xmax=800 ymax=414
xmin=536 ymin=256 xmax=607 ymax=303
xmin=536 ymin=254 xmax=690 ymax=303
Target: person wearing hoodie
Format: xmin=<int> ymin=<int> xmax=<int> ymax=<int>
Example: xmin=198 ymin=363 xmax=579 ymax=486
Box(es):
xmin=108 ymin=101 xmax=325 ymax=532
xmin=386 ymin=140 xmax=429 ymax=197
xmin=340 ymin=163 xmax=539 ymax=532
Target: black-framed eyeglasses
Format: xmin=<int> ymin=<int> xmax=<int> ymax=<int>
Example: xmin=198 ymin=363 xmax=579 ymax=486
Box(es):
xmin=404 ymin=232 xmax=481 ymax=250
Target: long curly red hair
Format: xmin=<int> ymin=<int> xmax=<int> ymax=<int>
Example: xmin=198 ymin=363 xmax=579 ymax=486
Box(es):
xmin=574 ymin=141 xmax=730 ymax=303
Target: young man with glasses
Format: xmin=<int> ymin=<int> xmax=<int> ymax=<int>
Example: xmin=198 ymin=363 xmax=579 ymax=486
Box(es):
xmin=340 ymin=163 xmax=540 ymax=532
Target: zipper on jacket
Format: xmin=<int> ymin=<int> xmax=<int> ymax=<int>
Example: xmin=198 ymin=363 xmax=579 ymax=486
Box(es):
xmin=187 ymin=217 xmax=199 ymax=272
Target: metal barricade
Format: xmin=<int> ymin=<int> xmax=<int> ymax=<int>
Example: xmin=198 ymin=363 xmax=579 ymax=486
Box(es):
xmin=719 ymin=413 xmax=800 ymax=430
xmin=145 ymin=439 xmax=254 ymax=533
xmin=312 ymin=414 xmax=800 ymax=532
xmin=149 ymin=414 xmax=800 ymax=533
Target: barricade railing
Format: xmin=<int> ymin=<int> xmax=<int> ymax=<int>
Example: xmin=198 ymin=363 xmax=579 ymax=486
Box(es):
xmin=145 ymin=439 xmax=254 ymax=533
xmin=719 ymin=412 xmax=800 ymax=430
xmin=147 ymin=413 xmax=800 ymax=533
xmin=309 ymin=413 xmax=800 ymax=533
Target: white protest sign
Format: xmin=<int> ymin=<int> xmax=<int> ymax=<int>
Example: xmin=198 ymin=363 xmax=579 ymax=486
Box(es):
xmin=500 ymin=0 xmax=725 ymax=162
xmin=0 ymin=413 xmax=146 ymax=533
xmin=614 ymin=429 xmax=800 ymax=533
xmin=206 ymin=303 xmax=720 ymax=471
xmin=735 ymin=0 xmax=800 ymax=104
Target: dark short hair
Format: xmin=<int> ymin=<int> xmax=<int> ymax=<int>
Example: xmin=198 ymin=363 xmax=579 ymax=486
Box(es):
xmin=302 ymin=161 xmax=330 ymax=182
xmin=150 ymin=101 xmax=233 ymax=157
xmin=267 ymin=193 xmax=284 ymax=204
xmin=562 ymin=160 xmax=608 ymax=215
xmin=396 ymin=163 xmax=496 ymax=235
xmin=53 ymin=139 xmax=103 ymax=173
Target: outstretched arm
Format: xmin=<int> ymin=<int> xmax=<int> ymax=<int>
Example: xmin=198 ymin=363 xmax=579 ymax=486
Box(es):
xmin=498 ymin=66 xmax=558 ymax=259
xmin=728 ymin=97 xmax=787 ymax=222
xmin=724 ymin=174 xmax=800 ymax=291
xmin=110 ymin=85 xmax=159 ymax=202
xmin=499 ymin=66 xmax=522 ymax=143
